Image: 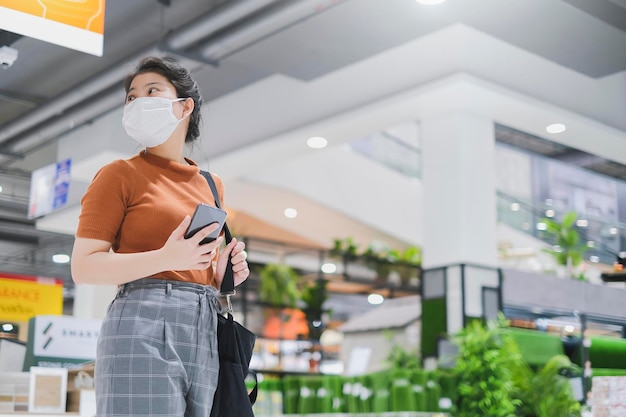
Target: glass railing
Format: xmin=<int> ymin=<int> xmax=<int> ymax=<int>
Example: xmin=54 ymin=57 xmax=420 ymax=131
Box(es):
xmin=497 ymin=191 xmax=624 ymax=266
xmin=349 ymin=129 xmax=421 ymax=179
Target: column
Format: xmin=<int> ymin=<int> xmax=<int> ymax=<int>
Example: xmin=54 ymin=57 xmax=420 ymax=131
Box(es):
xmin=421 ymin=111 xmax=498 ymax=269
xmin=419 ymin=111 xmax=500 ymax=366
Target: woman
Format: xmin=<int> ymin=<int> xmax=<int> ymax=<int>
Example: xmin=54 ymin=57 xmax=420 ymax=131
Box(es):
xmin=71 ymin=56 xmax=250 ymax=417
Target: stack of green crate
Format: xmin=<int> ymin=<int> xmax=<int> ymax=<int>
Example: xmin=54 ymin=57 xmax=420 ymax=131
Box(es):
xmin=369 ymin=370 xmax=391 ymax=412
xmin=268 ymin=378 xmax=284 ymax=416
xmin=297 ymin=375 xmax=322 ymax=414
xmin=253 ymin=378 xmax=272 ymax=416
xmin=410 ymin=369 xmax=427 ymax=411
xmin=321 ymin=375 xmax=345 ymax=413
xmin=425 ymin=371 xmax=442 ymax=412
xmin=390 ymin=368 xmax=416 ymax=411
xmin=343 ymin=376 xmax=360 ymax=414
xmin=437 ymin=371 xmax=457 ymax=413
xmin=357 ymin=374 xmax=373 ymax=413
xmin=282 ymin=375 xmax=300 ymax=415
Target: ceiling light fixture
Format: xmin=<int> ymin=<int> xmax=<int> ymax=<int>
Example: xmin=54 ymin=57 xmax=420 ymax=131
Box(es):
xmin=52 ymin=253 xmax=70 ymax=264
xmin=368 ymin=293 xmax=384 ymax=305
xmin=546 ymin=123 xmax=566 ymax=134
xmin=321 ymin=263 xmax=337 ymax=274
xmin=284 ymin=208 xmax=298 ymax=219
xmin=416 ymin=0 xmax=447 ymax=4
xmin=307 ymin=136 xmax=328 ymax=149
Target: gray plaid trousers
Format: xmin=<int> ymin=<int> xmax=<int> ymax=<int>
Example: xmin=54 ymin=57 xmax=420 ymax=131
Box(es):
xmin=95 ymin=279 xmax=221 ymax=417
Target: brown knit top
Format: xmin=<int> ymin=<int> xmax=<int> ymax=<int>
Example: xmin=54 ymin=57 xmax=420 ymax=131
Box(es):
xmin=76 ymin=151 xmax=224 ymax=286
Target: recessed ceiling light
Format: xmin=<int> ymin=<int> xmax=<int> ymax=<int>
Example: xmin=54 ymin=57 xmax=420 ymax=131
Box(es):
xmin=368 ymin=293 xmax=384 ymax=305
xmin=307 ymin=136 xmax=328 ymax=149
xmin=546 ymin=123 xmax=566 ymax=134
xmin=284 ymin=208 xmax=298 ymax=219
xmin=52 ymin=253 xmax=70 ymax=264
xmin=416 ymin=0 xmax=447 ymax=4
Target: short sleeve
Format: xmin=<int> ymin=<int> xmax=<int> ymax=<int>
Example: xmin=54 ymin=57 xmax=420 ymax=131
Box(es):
xmin=75 ymin=161 xmax=131 ymax=244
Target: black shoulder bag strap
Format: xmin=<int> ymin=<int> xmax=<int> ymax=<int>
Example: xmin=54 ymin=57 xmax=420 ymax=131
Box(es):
xmin=199 ymin=170 xmax=235 ymax=296
xmin=200 ymin=170 xmax=259 ymax=408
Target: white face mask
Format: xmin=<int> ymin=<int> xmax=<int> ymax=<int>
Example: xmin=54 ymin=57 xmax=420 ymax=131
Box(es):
xmin=122 ymin=97 xmax=187 ymax=147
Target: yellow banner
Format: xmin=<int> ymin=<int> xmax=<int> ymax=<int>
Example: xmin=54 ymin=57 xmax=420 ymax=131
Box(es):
xmin=0 ymin=0 xmax=104 ymax=33
xmin=0 ymin=276 xmax=63 ymax=322
xmin=0 ymin=0 xmax=105 ymax=56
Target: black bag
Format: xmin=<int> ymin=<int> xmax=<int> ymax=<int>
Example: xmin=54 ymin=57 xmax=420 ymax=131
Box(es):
xmin=201 ymin=171 xmax=257 ymax=417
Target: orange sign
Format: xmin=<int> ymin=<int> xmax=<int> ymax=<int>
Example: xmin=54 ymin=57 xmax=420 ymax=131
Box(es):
xmin=0 ymin=0 xmax=105 ymax=56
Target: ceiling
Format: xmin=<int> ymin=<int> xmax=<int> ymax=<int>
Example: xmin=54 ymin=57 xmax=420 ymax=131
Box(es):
xmin=0 ymin=0 xmax=625 ymax=295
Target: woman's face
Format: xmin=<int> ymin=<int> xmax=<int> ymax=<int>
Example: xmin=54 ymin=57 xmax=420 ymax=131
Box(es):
xmin=125 ymin=71 xmax=190 ymax=120
xmin=125 ymin=72 xmax=178 ymax=104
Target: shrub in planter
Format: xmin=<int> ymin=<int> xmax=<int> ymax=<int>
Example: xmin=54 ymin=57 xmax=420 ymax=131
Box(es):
xmin=511 ymin=354 xmax=581 ymax=417
xmin=452 ymin=316 xmax=522 ymax=417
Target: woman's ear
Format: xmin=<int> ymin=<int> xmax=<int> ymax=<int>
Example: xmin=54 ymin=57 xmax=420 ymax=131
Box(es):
xmin=182 ymin=97 xmax=195 ymax=118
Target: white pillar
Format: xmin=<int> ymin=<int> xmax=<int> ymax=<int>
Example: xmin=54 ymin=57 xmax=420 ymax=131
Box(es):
xmin=421 ymin=111 xmax=497 ymax=269
xmin=72 ymin=284 xmax=117 ymax=320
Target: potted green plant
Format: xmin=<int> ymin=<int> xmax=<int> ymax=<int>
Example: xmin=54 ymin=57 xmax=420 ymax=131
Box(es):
xmin=258 ymin=263 xmax=301 ymax=341
xmin=540 ymin=211 xmax=589 ymax=279
xmin=510 ymin=354 xmax=582 ymax=417
xmin=388 ymin=245 xmax=422 ymax=286
xmin=452 ymin=315 xmax=522 ymax=417
xmin=362 ymin=243 xmax=394 ymax=283
xmin=258 ymin=263 xmax=301 ymax=308
xmin=330 ymin=237 xmax=359 ymax=258
xmin=299 ymin=278 xmax=329 ymax=340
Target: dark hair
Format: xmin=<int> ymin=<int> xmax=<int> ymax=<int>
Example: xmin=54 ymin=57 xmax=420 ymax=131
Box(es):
xmin=124 ymin=56 xmax=203 ymax=143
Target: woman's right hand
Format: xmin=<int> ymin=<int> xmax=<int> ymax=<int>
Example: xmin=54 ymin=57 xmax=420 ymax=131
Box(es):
xmin=160 ymin=215 xmax=224 ymax=271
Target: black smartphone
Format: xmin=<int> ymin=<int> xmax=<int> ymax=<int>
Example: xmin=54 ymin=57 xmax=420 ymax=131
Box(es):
xmin=184 ymin=203 xmax=227 ymax=244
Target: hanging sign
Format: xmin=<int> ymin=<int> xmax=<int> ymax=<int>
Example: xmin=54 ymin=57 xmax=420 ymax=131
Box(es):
xmin=28 ymin=158 xmax=71 ymax=219
xmin=0 ymin=0 xmax=105 ymax=56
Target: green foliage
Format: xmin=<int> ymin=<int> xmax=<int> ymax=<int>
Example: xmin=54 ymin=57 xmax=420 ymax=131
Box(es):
xmin=511 ymin=354 xmax=581 ymax=417
xmin=384 ymin=342 xmax=421 ymax=370
xmin=300 ymin=279 xmax=330 ymax=341
xmin=332 ymin=237 xmax=421 ymax=284
xmin=452 ymin=314 xmax=582 ymax=417
xmin=258 ymin=263 xmax=300 ymax=308
xmin=388 ymin=245 xmax=422 ymax=265
xmin=452 ymin=315 xmax=522 ymax=417
xmin=331 ymin=238 xmax=422 ymax=267
xmin=541 ymin=211 xmax=587 ymax=269
xmin=331 ymin=237 xmax=359 ymax=257
xmin=300 ymin=278 xmax=328 ymax=311
xmin=389 ymin=245 xmax=422 ymax=283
